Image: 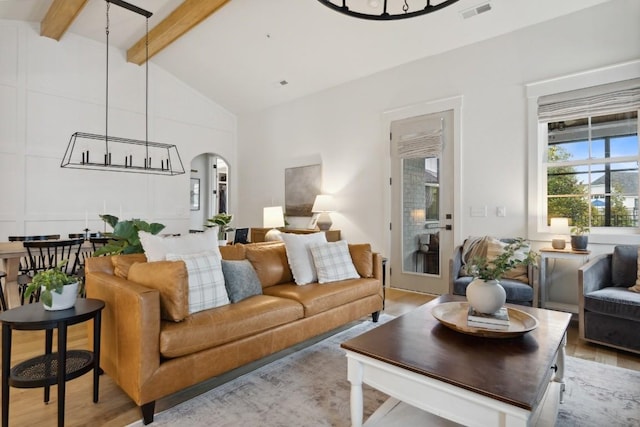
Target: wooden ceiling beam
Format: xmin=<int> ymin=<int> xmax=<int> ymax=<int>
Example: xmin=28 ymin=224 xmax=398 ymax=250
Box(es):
xmin=126 ymin=0 xmax=231 ymax=65
xmin=40 ymin=0 xmax=89 ymax=41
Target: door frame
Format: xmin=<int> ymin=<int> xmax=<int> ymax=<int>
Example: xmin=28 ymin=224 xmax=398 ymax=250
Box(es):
xmin=381 ymin=96 xmax=463 ymax=293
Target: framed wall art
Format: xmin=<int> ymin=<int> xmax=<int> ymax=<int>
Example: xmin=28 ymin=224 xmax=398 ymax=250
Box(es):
xmin=190 ymin=178 xmax=200 ymax=211
xmin=285 ymin=164 xmax=321 ymax=217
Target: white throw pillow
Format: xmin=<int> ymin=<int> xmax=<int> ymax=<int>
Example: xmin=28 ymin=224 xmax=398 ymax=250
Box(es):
xmin=166 ymin=250 xmax=229 ymax=314
xmin=139 ymin=227 xmax=221 ymax=262
xmin=309 ymin=240 xmax=360 ymax=284
xmin=280 ymin=232 xmax=328 ymax=285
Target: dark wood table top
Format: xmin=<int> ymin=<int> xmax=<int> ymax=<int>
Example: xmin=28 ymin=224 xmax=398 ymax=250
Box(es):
xmin=0 ymin=299 xmax=105 ymax=330
xmin=341 ymin=294 xmax=572 ymax=411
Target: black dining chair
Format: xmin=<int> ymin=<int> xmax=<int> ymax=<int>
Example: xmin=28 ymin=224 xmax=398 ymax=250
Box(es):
xmin=89 ymin=236 xmax=111 ymax=253
xmin=20 ymin=238 xmax=84 ymax=304
xmin=68 ymin=233 xmax=101 ymax=239
xmin=0 ymin=271 xmax=7 ymax=311
xmin=9 ymin=235 xmax=61 ymax=303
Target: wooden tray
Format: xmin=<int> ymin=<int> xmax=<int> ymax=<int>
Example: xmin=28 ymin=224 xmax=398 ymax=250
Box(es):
xmin=431 ymin=302 xmax=539 ymax=338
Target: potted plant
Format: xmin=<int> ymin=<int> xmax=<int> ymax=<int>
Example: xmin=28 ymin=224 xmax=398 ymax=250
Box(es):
xmin=570 ymin=220 xmax=589 ymax=251
xmin=467 ymin=239 xmax=538 ymax=313
xmin=94 ymin=214 xmax=165 ymax=256
xmin=206 ymin=213 xmax=234 ymax=243
xmin=24 ymin=260 xmax=79 ymax=310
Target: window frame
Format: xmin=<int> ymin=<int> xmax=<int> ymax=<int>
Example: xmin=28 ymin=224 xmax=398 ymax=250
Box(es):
xmin=526 ymin=60 xmax=640 ymax=245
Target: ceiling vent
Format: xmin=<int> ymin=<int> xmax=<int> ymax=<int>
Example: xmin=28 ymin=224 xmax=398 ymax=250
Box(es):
xmin=460 ymin=2 xmax=492 ymax=19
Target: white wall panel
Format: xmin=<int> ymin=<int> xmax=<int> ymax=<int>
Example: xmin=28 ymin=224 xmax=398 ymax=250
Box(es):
xmin=0 ymin=20 xmax=236 ymax=239
xmin=0 ymin=23 xmax=18 ymax=86
xmin=0 ymin=85 xmax=17 ymax=148
xmin=0 ymin=153 xmax=20 ymax=219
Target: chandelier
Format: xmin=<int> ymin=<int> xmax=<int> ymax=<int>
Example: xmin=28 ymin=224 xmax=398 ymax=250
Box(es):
xmin=316 ymin=0 xmax=460 ymax=20
xmin=61 ymin=0 xmax=185 ymax=176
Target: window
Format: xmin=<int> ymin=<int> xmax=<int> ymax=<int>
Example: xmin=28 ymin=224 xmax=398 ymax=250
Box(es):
xmin=528 ymin=71 xmax=640 ymax=239
xmin=545 ymin=111 xmax=638 ymax=230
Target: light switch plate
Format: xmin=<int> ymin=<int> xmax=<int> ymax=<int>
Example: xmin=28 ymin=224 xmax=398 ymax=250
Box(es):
xmin=497 ymin=206 xmax=506 ymax=217
xmin=470 ymin=206 xmax=487 ymax=217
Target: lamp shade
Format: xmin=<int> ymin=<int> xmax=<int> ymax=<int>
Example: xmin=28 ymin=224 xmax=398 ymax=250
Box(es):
xmin=263 ymin=206 xmax=285 ymax=228
xmin=549 ymin=217 xmax=569 ymax=250
xmin=549 ymin=218 xmax=570 ymax=234
xmin=312 ymin=195 xmax=335 ymax=213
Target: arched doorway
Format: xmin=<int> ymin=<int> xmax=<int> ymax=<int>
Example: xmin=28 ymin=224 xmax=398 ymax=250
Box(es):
xmin=189 ymin=153 xmax=229 ymax=232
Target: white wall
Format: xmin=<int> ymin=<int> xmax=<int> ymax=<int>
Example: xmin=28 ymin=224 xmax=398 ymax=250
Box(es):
xmin=237 ymin=0 xmax=640 ymax=258
xmin=0 ymin=20 xmax=236 ymax=239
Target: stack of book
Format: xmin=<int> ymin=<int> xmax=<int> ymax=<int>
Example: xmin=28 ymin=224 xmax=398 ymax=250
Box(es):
xmin=467 ymin=306 xmax=510 ymax=330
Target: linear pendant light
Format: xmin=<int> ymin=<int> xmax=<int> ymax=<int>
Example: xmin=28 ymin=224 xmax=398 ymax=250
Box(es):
xmin=61 ymin=0 xmax=185 ymax=176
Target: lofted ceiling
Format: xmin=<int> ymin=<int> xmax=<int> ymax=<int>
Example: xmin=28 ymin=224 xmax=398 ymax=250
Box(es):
xmin=0 ymin=0 xmax=612 ymax=114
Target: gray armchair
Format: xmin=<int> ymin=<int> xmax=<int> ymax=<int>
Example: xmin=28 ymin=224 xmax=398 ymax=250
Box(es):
xmin=449 ymin=238 xmax=538 ymax=307
xmin=578 ymin=245 xmax=640 ymax=354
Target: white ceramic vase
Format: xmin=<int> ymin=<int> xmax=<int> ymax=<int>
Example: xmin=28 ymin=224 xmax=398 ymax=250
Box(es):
xmin=42 ymin=282 xmax=78 ymax=311
xmin=466 ymin=278 xmax=506 ymax=314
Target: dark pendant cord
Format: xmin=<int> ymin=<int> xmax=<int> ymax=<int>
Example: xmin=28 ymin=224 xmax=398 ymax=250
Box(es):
xmin=105 ymin=2 xmax=110 ymax=161
xmin=145 ymin=16 xmax=149 ymax=167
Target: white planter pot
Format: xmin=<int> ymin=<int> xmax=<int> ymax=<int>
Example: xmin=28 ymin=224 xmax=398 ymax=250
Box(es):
xmin=466 ymin=278 xmax=506 ymax=314
xmin=43 ymin=282 xmax=78 ymax=311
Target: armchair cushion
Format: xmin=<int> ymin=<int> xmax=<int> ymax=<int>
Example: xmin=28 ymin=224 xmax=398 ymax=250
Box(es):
xmin=584 ymin=287 xmax=640 ymax=321
xmin=611 ymin=245 xmax=638 ymax=287
xmin=459 ymin=236 xmax=530 ymax=284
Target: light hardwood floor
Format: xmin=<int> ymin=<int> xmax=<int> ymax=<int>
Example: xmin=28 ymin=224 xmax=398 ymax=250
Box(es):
xmin=0 ymin=287 xmax=638 ymax=426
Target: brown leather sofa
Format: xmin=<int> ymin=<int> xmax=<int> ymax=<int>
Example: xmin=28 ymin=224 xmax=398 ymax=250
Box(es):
xmin=85 ymin=242 xmax=383 ymax=424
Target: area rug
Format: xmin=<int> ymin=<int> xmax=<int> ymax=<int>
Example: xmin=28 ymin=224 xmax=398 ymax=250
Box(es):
xmin=127 ymin=315 xmax=640 ymax=427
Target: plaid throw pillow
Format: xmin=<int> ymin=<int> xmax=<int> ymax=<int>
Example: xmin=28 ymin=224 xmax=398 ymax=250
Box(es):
xmin=309 ymin=240 xmax=360 ymax=284
xmin=167 ymin=250 xmax=229 ymax=314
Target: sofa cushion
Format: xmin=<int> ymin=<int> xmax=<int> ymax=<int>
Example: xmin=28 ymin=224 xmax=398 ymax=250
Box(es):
xmin=222 ymin=259 xmax=263 ymax=303
xmin=310 ymin=241 xmax=359 ymax=284
xmin=584 ymin=287 xmax=640 ymax=321
xmin=159 ymin=295 xmax=303 ymax=358
xmin=111 ymin=253 xmax=147 ymax=278
xmin=167 ymin=250 xmax=230 ymax=314
xmin=452 ymin=276 xmax=533 ymax=305
xmin=611 ymin=245 xmax=638 ymax=287
xmin=263 ymin=277 xmax=380 ymax=317
xmin=128 ymin=260 xmax=189 ymax=322
xmin=245 ymin=243 xmax=293 ymax=288
xmin=139 ymin=227 xmax=221 ymax=262
xmin=348 ymin=243 xmax=373 ymax=278
xmin=219 ymin=243 xmax=246 ymax=260
xmin=280 ymin=232 xmax=328 ymax=285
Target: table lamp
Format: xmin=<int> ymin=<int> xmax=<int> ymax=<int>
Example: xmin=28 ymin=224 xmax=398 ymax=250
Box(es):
xmin=312 ymin=195 xmax=335 ymax=231
xmin=549 ymin=217 xmax=569 ymax=249
xmin=263 ymin=206 xmax=285 ymax=241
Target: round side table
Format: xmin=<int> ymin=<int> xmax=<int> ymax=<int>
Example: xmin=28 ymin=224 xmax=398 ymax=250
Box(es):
xmin=0 ymin=298 xmax=105 ymax=427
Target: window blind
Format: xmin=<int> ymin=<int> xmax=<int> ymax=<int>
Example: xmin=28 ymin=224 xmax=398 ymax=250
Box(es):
xmin=396 ymin=128 xmax=442 ymax=159
xmin=538 ymin=78 xmax=640 ymax=122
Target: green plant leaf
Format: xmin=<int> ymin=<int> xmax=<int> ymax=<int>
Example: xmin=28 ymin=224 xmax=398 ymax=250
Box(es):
xmin=100 ymin=214 xmax=119 ymax=228
xmin=149 ymin=223 xmax=166 ymax=235
xmin=41 ymin=291 xmax=53 ymax=307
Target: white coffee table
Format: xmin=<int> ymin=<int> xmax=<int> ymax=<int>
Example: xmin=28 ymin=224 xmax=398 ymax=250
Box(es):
xmin=341 ymin=295 xmax=571 ymax=427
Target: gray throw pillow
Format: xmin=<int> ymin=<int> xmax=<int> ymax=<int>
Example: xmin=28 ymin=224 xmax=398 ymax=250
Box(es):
xmin=221 ymin=259 xmax=263 ymax=303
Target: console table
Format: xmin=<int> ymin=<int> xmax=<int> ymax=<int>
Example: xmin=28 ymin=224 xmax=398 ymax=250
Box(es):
xmin=250 ymin=228 xmax=340 ymax=243
xmin=0 ymin=299 xmax=105 ymax=427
